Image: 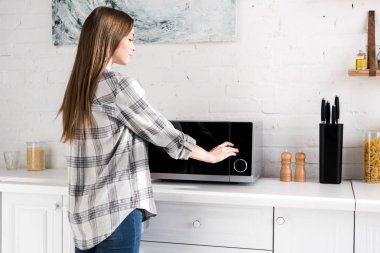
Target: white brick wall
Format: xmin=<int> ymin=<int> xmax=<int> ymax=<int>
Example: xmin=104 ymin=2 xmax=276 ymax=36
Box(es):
xmin=0 ymin=0 xmax=380 ymax=180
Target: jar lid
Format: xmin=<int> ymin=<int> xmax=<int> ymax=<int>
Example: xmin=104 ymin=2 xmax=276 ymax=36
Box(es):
xmin=364 ymin=131 xmax=380 ymax=139
xmin=26 ymin=141 xmax=46 ymax=146
xmin=357 ymin=50 xmax=366 ymax=56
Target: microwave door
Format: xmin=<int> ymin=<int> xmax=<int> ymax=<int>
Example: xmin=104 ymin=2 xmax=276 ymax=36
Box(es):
xmin=148 ymin=121 xmax=230 ymax=177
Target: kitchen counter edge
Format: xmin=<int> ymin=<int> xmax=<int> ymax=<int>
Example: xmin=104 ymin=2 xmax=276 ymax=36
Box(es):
xmin=0 ymin=168 xmax=357 ymax=211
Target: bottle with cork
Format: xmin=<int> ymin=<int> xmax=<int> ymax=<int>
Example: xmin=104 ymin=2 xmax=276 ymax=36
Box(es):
xmin=280 ymin=151 xmax=292 ymax=182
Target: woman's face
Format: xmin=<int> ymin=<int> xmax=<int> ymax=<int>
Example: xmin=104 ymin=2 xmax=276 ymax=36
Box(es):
xmin=112 ymin=28 xmax=135 ymax=65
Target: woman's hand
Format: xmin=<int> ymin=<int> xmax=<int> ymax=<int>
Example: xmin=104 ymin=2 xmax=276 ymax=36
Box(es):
xmin=208 ymin=141 xmax=239 ymax=163
xmin=189 ymin=142 xmax=239 ymax=164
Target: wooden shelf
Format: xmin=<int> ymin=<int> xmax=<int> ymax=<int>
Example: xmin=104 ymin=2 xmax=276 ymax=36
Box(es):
xmin=348 ymin=11 xmax=379 ymax=77
xmin=348 ymin=69 xmax=380 ymax=76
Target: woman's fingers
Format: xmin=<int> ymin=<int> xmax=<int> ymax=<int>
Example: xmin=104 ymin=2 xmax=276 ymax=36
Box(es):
xmin=218 ymin=141 xmax=234 ymax=148
xmin=215 ymin=143 xmax=239 ymax=154
xmin=222 ymin=146 xmax=239 ymax=154
xmin=227 ymin=149 xmax=239 ymax=158
xmin=208 ymin=142 xmax=240 ymax=163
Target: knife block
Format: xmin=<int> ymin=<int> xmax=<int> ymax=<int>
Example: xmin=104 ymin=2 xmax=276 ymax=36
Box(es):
xmin=319 ymin=124 xmax=343 ymax=184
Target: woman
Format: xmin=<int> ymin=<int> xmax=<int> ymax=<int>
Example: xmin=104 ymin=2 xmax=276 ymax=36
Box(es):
xmin=58 ymin=6 xmax=238 ymax=253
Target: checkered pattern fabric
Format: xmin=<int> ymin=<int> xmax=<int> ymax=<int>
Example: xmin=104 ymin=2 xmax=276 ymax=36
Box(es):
xmin=66 ymin=69 xmax=196 ymax=250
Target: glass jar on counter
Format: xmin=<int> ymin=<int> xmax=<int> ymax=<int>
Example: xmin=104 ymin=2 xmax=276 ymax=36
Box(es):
xmin=363 ymin=131 xmax=380 ymax=183
xmin=26 ymin=142 xmax=45 ymax=171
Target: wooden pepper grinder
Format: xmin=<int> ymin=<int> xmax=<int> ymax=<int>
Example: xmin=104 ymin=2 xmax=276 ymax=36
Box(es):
xmin=294 ymin=152 xmax=306 ymax=182
xmin=280 ymin=152 xmax=292 ymax=182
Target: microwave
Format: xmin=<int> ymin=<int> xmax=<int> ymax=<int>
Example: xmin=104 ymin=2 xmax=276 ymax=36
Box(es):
xmin=148 ymin=121 xmax=262 ymax=183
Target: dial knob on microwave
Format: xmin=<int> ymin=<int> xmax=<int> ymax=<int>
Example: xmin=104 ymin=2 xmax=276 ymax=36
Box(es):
xmin=233 ymin=159 xmax=248 ymax=173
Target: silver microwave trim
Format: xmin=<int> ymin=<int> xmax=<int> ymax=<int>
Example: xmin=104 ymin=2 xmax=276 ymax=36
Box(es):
xmin=151 ymin=173 xmax=230 ymax=182
xmin=149 ymin=121 xmax=263 ymax=184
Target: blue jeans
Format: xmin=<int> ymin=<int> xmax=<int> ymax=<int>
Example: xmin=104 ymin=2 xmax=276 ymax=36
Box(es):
xmin=75 ymin=209 xmax=143 ymax=253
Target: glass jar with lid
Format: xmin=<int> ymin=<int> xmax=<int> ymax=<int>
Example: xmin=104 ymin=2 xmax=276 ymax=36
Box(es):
xmin=363 ymin=131 xmax=380 ymax=183
xmin=26 ymin=141 xmax=45 ymax=171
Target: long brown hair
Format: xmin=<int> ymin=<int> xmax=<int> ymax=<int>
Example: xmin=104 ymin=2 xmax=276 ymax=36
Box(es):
xmin=58 ymin=6 xmax=134 ymax=143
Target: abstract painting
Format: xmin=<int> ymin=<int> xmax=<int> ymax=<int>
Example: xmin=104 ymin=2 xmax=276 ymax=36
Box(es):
xmin=52 ymin=0 xmax=236 ymax=45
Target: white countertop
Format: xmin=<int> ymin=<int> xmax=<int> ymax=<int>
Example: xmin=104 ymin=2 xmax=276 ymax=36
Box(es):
xmin=0 ymin=168 xmax=68 ymax=195
xmin=152 ymin=178 xmax=355 ymax=211
xmin=352 ymin=180 xmax=380 ymax=212
xmin=0 ymin=168 xmax=358 ymax=211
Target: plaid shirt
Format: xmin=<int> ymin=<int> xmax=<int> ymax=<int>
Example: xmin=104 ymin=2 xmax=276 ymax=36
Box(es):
xmin=66 ymin=69 xmax=196 ymax=250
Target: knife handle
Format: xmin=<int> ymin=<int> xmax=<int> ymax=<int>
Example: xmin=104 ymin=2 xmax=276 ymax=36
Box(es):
xmin=334 ymin=96 xmax=340 ymax=123
xmin=332 ymin=106 xmax=336 ymax=124
xmin=326 ymin=101 xmax=331 ymax=124
xmin=321 ymin=98 xmax=326 ymax=123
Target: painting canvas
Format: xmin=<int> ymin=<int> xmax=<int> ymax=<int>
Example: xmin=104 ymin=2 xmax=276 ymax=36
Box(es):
xmin=52 ymin=0 xmax=236 ymax=45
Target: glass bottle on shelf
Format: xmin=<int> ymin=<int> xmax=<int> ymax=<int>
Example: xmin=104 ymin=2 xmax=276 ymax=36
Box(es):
xmin=377 ymin=48 xmax=380 ymax=70
xmin=356 ymin=50 xmax=367 ymax=70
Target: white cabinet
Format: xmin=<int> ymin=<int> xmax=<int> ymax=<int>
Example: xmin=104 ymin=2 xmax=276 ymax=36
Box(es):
xmin=274 ymin=207 xmax=354 ymax=253
xmin=141 ymin=241 xmax=269 ymax=253
xmin=1 ymin=192 xmax=63 ymax=253
xmin=142 ymin=201 xmax=273 ymax=251
xmin=352 ymin=180 xmax=380 ymax=253
xmin=0 ymin=177 xmax=358 ymax=253
xmin=355 ymin=212 xmax=380 ymax=253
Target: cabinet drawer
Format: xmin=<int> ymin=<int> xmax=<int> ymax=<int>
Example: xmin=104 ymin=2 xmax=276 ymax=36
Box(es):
xmin=141 ymin=241 xmax=270 ymax=253
xmin=142 ymin=202 xmax=273 ymax=250
xmin=274 ymin=207 xmax=354 ymax=253
xmin=355 ymin=212 xmax=380 ymax=253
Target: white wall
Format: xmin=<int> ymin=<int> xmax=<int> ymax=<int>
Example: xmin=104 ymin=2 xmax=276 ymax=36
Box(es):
xmin=1 ymin=0 xmax=380 ymax=179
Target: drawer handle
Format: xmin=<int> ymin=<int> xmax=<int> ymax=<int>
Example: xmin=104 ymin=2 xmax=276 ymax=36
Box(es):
xmin=193 ymin=220 xmax=201 ymax=228
xmin=276 ymin=217 xmax=285 ymax=225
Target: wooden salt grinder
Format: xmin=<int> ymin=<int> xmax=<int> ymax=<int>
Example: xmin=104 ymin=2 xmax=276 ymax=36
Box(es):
xmin=280 ymin=152 xmax=292 ymax=182
xmin=294 ymin=152 xmax=306 ymax=182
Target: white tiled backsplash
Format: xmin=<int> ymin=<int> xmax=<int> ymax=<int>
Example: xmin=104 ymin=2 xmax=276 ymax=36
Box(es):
xmin=1 ymin=0 xmax=380 ymax=179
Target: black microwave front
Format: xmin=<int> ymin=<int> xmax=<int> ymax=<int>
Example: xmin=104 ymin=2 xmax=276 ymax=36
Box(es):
xmin=147 ymin=121 xmax=262 ymax=183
